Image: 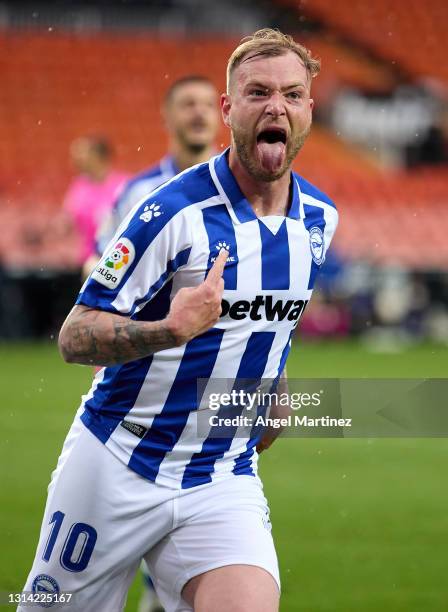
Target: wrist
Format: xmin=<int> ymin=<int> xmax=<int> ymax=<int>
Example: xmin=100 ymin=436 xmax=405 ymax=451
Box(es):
xmin=163 ymin=316 xmax=187 ymax=347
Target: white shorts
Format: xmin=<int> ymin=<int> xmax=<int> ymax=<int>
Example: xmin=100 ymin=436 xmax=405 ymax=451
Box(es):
xmin=19 ymin=416 xmax=280 ymax=612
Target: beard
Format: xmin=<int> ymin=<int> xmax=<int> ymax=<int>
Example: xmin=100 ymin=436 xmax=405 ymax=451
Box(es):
xmin=232 ymin=123 xmax=311 ymax=182
xmin=176 ymin=126 xmax=210 ymax=155
xmin=185 ymin=141 xmax=209 ymax=155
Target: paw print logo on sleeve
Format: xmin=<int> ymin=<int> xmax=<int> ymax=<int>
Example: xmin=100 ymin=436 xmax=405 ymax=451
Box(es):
xmin=140 ymin=203 xmax=162 ymax=223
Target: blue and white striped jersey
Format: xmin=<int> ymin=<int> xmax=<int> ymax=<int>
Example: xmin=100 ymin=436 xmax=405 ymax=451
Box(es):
xmin=76 ymin=149 xmax=338 ymax=489
xmin=95 ymin=155 xmax=179 ymax=255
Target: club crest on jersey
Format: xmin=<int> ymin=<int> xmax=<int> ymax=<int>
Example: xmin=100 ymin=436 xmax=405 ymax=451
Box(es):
xmin=309 ymin=226 xmax=325 ymax=265
xmin=211 ymin=240 xmax=236 ymax=263
xmin=92 ymin=237 xmax=135 ymax=289
xmin=140 ymin=202 xmax=162 ymax=223
xmin=32 ymin=574 xmax=59 ymax=607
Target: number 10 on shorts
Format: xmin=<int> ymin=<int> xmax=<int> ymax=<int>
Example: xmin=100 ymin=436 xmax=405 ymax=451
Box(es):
xmin=42 ymin=511 xmax=98 ymax=572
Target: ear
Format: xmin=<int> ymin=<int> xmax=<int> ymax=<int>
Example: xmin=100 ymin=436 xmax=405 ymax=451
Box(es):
xmin=309 ymin=98 xmax=314 ymax=113
xmin=221 ymin=93 xmax=232 ymax=128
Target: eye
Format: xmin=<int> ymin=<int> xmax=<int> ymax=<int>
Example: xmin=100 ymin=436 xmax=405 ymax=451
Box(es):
xmin=286 ymin=91 xmax=302 ymax=100
xmin=250 ymin=89 xmax=267 ymax=97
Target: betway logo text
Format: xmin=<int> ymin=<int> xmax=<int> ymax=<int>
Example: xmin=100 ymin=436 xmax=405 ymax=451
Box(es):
xmin=220 ymin=296 xmax=309 ymax=323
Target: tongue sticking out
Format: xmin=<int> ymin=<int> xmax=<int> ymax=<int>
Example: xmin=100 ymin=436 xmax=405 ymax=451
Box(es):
xmin=256 ymin=140 xmax=286 ymax=173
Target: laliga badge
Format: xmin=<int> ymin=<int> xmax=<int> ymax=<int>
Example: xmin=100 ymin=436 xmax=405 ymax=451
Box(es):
xmin=92 ymin=237 xmax=135 ymax=289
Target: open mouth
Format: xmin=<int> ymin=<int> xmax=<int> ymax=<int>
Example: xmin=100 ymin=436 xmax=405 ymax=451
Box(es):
xmin=255 ymin=127 xmax=288 ymax=173
xmin=256 ymin=128 xmax=287 ymax=145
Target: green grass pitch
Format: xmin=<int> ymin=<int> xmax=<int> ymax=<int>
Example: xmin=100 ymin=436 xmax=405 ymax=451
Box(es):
xmin=1 ymin=340 xmax=447 ymax=611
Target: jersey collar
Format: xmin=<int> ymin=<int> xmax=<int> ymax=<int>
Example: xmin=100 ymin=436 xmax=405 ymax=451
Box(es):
xmin=160 ymin=155 xmax=180 ymax=177
xmin=210 ymin=148 xmax=300 ymax=223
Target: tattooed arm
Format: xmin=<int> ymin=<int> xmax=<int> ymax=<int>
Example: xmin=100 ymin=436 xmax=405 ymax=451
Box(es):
xmin=59 ymin=249 xmax=228 ymax=367
xmin=58 ymin=306 xmax=177 ymax=366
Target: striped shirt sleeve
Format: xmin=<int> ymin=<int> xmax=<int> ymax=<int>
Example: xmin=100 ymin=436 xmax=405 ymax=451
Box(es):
xmin=77 ymin=196 xmax=192 ymax=315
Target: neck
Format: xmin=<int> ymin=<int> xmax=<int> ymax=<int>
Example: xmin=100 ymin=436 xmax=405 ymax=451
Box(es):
xmin=86 ymin=164 xmax=109 ymax=182
xmin=170 ymin=141 xmax=215 ymax=172
xmin=228 ymin=146 xmax=291 ymax=217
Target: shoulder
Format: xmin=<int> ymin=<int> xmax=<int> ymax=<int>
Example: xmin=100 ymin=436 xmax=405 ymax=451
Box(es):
xmin=109 ymin=170 xmax=129 ymax=183
xmin=64 ymin=176 xmax=85 ymax=198
xmin=135 ymin=161 xmax=219 ymax=220
xmin=118 ymin=163 xmax=167 ymax=202
xmin=63 ymin=177 xmax=92 ymax=213
xmin=294 ymin=173 xmax=338 ymax=240
xmin=294 ymin=173 xmax=337 ymax=211
xmin=115 ymin=162 xmax=218 ymax=252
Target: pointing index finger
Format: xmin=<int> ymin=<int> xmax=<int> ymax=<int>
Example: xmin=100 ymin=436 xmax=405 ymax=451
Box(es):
xmin=205 ymin=248 xmax=228 ymax=286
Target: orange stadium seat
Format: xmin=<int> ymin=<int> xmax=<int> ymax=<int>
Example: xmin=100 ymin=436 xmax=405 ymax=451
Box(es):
xmin=301 ymin=33 xmax=398 ymax=95
xmin=278 ymin=0 xmax=448 ymax=84
xmin=0 ymin=31 xmax=447 ymax=270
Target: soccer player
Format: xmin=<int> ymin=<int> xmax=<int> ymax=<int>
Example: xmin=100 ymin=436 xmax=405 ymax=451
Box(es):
xmin=63 ymin=136 xmax=128 ymax=267
xmin=20 ymin=29 xmax=338 ymax=612
xmin=85 ymin=75 xmax=219 ymax=278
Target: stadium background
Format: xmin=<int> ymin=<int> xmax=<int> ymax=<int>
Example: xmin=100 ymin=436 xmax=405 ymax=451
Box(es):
xmin=1 ymin=1 xmax=447 ymax=610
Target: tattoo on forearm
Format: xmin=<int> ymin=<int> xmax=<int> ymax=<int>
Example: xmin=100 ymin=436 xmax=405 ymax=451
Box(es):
xmin=59 ymin=307 xmax=177 ymax=366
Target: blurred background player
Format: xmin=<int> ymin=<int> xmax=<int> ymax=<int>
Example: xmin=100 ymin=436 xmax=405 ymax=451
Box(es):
xmin=63 ymin=136 xmax=128 ymax=269
xmin=86 ymin=75 xmax=219 ymax=277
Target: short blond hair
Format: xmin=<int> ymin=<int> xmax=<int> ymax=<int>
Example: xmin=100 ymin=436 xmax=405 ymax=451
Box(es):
xmin=227 ymin=28 xmax=321 ymax=92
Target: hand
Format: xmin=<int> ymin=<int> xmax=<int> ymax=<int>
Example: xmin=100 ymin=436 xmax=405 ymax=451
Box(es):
xmin=165 ymin=248 xmax=228 ymax=346
xmin=256 ymin=401 xmax=292 ymax=453
xmin=256 ymin=371 xmax=290 ymax=454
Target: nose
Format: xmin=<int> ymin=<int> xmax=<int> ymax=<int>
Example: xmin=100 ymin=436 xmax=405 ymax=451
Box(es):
xmin=265 ymin=91 xmax=286 ymax=117
xmin=192 ymin=102 xmax=210 ymax=117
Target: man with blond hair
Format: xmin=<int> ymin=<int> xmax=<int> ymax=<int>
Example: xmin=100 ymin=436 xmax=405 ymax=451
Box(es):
xmin=20 ymin=29 xmax=338 ymax=612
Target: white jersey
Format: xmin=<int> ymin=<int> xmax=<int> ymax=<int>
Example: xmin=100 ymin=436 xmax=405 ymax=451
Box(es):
xmin=95 ymin=155 xmax=178 ymax=255
xmin=76 ymin=150 xmax=338 ymax=489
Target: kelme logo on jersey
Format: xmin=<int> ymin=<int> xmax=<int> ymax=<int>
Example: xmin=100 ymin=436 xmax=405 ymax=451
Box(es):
xmin=211 ymin=240 xmax=236 ymax=263
xmin=309 ymin=226 xmax=325 ymax=265
xmin=221 ymin=296 xmax=308 ymax=326
xmin=92 ymin=237 xmax=135 ymax=289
